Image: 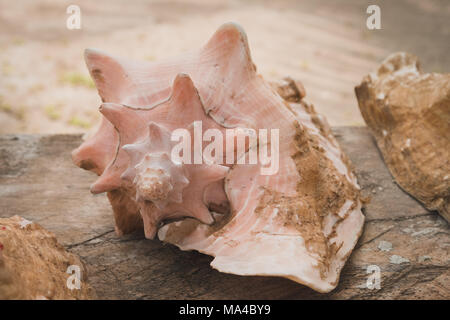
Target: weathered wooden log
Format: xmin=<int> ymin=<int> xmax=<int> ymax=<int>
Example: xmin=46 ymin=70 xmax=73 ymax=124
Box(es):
xmin=0 ymin=128 xmax=448 ymax=299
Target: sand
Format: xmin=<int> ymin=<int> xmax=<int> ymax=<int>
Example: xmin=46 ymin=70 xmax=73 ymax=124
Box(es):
xmin=0 ymin=0 xmax=449 ymax=134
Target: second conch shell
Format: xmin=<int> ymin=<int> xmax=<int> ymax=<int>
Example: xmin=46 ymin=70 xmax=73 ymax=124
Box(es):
xmin=72 ymin=22 xmax=364 ymax=293
xmin=355 ymin=52 xmax=449 ymax=222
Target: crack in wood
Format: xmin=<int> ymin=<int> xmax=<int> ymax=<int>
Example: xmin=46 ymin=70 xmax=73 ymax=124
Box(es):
xmin=66 ymin=229 xmax=115 ymax=249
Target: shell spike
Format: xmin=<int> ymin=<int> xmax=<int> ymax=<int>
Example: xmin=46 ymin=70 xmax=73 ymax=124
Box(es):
xmin=140 ymin=203 xmax=159 ymax=239
xmin=169 ymin=73 xmax=201 ymax=107
xmin=71 ymin=116 xmax=117 ymax=175
xmin=147 ymin=122 xmax=172 ymax=152
xmin=84 ymin=48 xmax=131 ymax=102
xmin=203 ymin=22 xmax=253 ymax=70
xmin=193 ymin=205 xmax=215 ymax=225
xmin=90 ymin=171 xmax=121 ymax=194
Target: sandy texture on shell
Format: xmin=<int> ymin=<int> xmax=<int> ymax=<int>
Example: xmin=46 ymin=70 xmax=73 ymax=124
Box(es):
xmin=0 ymin=216 xmax=94 ymax=299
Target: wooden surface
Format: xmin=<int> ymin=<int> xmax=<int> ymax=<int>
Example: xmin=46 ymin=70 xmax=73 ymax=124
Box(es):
xmin=0 ymin=127 xmax=448 ymax=299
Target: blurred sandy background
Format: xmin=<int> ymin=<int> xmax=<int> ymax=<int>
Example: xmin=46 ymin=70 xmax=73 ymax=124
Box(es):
xmin=0 ymin=0 xmax=449 ymax=134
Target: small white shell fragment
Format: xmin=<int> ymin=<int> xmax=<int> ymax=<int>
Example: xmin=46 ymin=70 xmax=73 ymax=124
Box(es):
xmin=418 ymin=255 xmax=431 ymax=263
xmin=377 ymin=240 xmax=393 ymax=252
xmin=19 ymin=218 xmax=32 ymax=229
xmin=389 ymin=255 xmax=410 ymax=264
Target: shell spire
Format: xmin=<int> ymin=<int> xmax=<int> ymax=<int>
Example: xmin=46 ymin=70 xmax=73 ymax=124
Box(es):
xmin=122 ymin=121 xmax=229 ymax=239
xmin=89 ymin=73 xmax=223 ymax=194
xmin=122 ymin=122 xmax=189 ymax=208
xmin=86 ymin=73 xmax=230 ymax=238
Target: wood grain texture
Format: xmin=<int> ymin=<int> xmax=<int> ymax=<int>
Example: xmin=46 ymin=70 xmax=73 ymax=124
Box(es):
xmin=0 ymin=128 xmax=448 ymax=299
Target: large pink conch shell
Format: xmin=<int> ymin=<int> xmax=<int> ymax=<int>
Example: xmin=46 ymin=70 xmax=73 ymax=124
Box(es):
xmin=72 ymin=22 xmax=364 ymax=293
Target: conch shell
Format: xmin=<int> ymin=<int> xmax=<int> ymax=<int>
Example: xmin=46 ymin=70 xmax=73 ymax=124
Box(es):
xmin=72 ymin=22 xmax=364 ymax=293
xmin=355 ymin=52 xmax=449 ymax=222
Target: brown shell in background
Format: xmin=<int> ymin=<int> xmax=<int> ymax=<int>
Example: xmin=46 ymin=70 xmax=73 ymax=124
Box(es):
xmin=355 ymin=52 xmax=450 ymax=222
xmin=0 ymin=216 xmax=94 ymax=299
